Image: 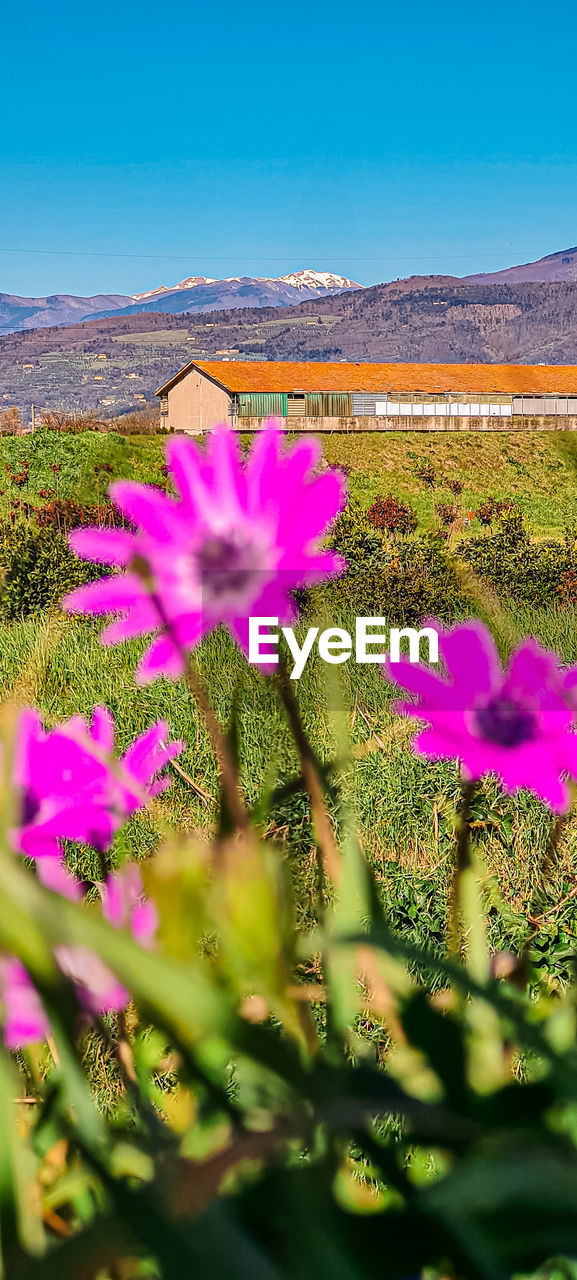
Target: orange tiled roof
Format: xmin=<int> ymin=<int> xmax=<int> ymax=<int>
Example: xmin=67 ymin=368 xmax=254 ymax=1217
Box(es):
xmin=157 ymin=360 xmax=577 ymax=397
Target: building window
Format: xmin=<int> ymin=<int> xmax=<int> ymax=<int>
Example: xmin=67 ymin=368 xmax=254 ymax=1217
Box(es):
xmin=287 ymin=394 xmax=306 ymax=417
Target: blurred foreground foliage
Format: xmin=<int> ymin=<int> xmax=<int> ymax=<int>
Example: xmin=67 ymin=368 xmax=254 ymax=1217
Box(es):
xmin=1 ymin=679 xmax=577 ymax=1280
xmin=1 ymin=436 xmax=577 ymax=1277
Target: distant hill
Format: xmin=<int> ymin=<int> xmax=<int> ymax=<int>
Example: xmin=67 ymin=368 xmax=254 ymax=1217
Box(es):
xmin=6 ymin=244 xmax=577 ymax=339
xmin=465 ymin=245 xmax=577 ymax=284
xmin=0 ymin=293 xmax=130 ymax=337
xmin=0 ymin=271 xmax=361 ymax=337
xmin=5 ymin=276 xmax=577 ymax=417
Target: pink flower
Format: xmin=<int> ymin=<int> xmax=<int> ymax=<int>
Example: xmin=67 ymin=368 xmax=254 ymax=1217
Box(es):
xmin=384 ymin=620 xmax=577 ymax=812
xmin=63 ymin=422 xmax=346 ymax=683
xmin=101 ymin=862 xmax=158 ymax=945
xmin=0 ymin=958 xmax=49 ymax=1049
xmin=55 ymin=946 xmax=128 ymax=1015
xmin=0 ymin=705 xmax=177 ymax=1048
xmin=56 ymin=867 xmax=158 ymax=1017
xmin=12 ymin=707 xmax=183 ymax=866
xmin=0 ymin=867 xmax=157 ymax=1048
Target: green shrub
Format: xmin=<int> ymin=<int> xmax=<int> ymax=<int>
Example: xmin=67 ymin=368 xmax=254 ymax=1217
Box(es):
xmin=327 ymin=503 xmax=467 ymax=622
xmin=459 ymin=510 xmax=573 ymax=605
xmin=0 ymin=522 xmax=107 ymax=619
xmin=329 ymin=499 xmax=385 ymax=570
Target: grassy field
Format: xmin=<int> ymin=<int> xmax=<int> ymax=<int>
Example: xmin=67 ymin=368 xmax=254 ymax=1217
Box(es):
xmin=2 ymin=597 xmax=577 ymax=965
xmin=1 ymin=426 xmax=577 ymax=966
xmin=2 ymin=426 xmax=577 ymax=535
xmin=318 ymin=429 xmax=577 ymax=537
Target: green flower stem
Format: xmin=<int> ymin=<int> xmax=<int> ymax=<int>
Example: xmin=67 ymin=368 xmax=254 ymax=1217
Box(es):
xmin=132 ymin=556 xmax=248 ymax=833
xmin=276 ymin=661 xmax=341 ymax=887
xmin=448 ymin=779 xmax=476 ymax=956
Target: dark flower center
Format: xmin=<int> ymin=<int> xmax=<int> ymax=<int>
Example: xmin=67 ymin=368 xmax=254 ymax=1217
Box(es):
xmin=196 ymin=533 xmax=264 ymax=602
xmin=88 ymin=828 xmax=110 ymax=854
xmin=474 ymin=696 xmax=537 ymax=748
xmin=21 ymin=789 xmax=40 ymax=824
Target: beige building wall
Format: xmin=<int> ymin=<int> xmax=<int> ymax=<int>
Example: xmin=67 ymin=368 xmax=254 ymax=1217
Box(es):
xmin=236 ymin=415 xmax=577 ymax=433
xmin=167 ymin=371 xmax=230 ymax=433
xmin=161 ymin=372 xmax=577 ymax=434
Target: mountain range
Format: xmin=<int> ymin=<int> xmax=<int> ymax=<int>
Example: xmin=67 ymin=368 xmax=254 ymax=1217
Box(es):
xmin=3 ymin=245 xmax=577 ymax=338
xmin=0 ymin=293 xmax=130 ymax=337
xmin=7 ymin=273 xmax=577 ymax=416
xmin=0 ymin=270 xmax=361 ymax=337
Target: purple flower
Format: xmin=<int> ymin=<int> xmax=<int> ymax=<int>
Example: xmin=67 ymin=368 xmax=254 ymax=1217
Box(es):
xmin=63 ymin=422 xmax=346 ymax=683
xmin=12 ymin=707 xmax=183 ymax=866
xmin=384 ymin=620 xmax=577 ymax=812
xmin=0 ymin=868 xmax=157 ymax=1048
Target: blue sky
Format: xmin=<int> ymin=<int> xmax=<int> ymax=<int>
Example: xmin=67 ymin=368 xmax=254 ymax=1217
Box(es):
xmin=1 ymin=0 xmax=576 ymax=297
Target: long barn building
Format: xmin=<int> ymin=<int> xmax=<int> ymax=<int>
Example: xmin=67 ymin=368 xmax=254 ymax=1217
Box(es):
xmin=156 ymin=361 xmax=577 ymax=433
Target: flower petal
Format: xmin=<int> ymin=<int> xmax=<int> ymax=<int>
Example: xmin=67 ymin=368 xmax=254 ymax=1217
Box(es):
xmin=63 ymin=573 xmax=146 ymax=616
xmin=108 ymin=480 xmax=185 ymax=542
xmin=68 ymin=527 xmax=137 ymax=566
xmin=440 ymin=621 xmax=500 ymax=700
xmin=135 ymin=633 xmax=186 ymax=684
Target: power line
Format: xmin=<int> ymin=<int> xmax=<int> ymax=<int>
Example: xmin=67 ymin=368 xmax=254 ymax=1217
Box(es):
xmin=0 ymin=245 xmax=519 ymax=264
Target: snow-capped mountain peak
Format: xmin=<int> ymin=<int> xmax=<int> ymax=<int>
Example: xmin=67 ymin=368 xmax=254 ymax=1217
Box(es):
xmin=131 ymin=275 xmax=216 ymax=302
xmin=0 ymin=269 xmax=363 ymax=336
xmin=129 ymin=268 xmax=360 ymax=306
xmin=277 ymin=269 xmax=360 ymax=291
